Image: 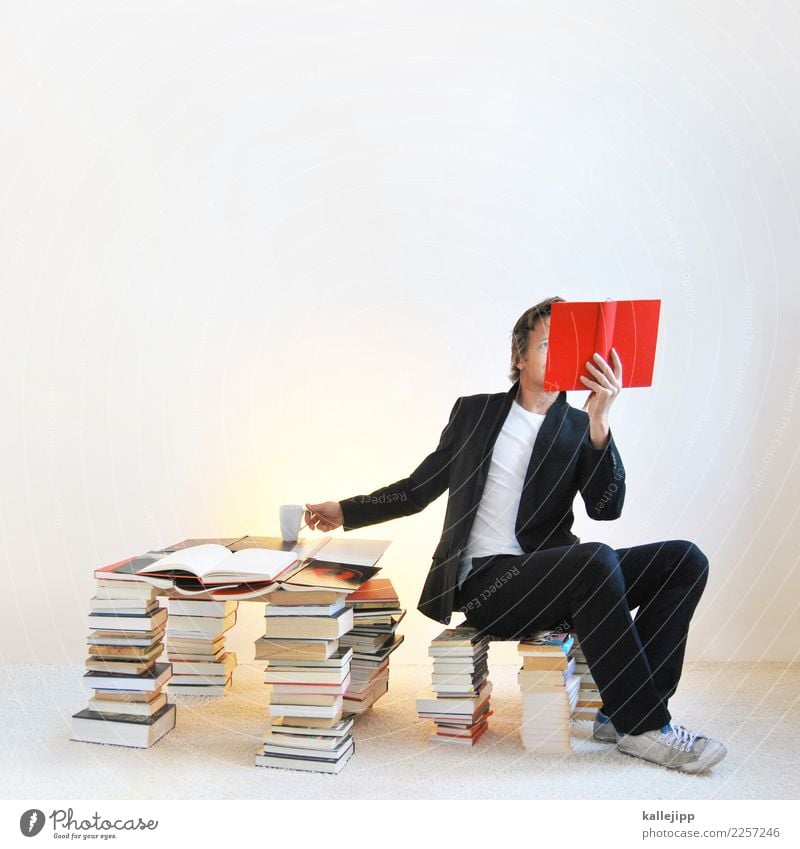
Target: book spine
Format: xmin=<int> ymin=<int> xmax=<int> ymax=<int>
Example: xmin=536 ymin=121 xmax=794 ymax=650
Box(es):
xmin=594 ymin=300 xmax=617 ymax=362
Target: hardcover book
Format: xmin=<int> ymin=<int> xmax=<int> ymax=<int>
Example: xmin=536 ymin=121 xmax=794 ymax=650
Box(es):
xmin=544 ymin=298 xmax=661 ymax=390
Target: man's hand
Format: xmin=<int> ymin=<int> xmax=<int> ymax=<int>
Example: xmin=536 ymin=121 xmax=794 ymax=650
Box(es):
xmin=304 ymin=501 xmax=344 ymax=532
xmin=580 ymin=348 xmax=623 ymax=449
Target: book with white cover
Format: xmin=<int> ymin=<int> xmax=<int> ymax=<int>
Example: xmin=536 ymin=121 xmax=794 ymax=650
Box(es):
xmin=313 ymin=538 xmax=390 ymax=567
xmin=262 ymin=607 xmax=354 ymax=639
xmin=137 ymin=544 xmax=299 ymax=584
xmin=267 ymin=715 xmax=354 ymax=738
xmin=269 ymin=701 xmax=343 ymax=719
xmin=166 ymin=599 xmax=238 ymax=617
xmin=265 ymin=597 xmax=345 ymax=617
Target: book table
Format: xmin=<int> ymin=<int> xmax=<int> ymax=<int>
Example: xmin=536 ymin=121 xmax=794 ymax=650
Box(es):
xmin=71 ymin=536 xmax=405 ymax=775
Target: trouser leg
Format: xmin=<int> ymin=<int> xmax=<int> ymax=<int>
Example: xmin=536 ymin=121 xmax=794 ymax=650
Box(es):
xmin=613 ymin=539 xmax=709 ymax=707
xmin=456 ymin=542 xmax=670 ymax=735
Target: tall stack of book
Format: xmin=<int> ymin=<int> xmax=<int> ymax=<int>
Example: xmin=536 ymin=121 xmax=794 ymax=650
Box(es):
xmin=71 ymin=555 xmax=176 ymax=748
xmin=517 ymin=629 xmax=581 ymax=754
xmin=569 ymin=637 xmax=603 ymax=721
xmin=342 ymin=578 xmax=405 ymax=715
xmin=254 ymin=586 xmax=356 ymax=773
xmin=164 ymin=598 xmax=238 ymax=696
xmin=415 ymin=627 xmax=493 ymax=745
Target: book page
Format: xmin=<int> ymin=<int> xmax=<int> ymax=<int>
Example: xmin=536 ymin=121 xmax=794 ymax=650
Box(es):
xmin=136 ymin=544 xmax=231 ymax=577
xmin=318 ymin=538 xmax=390 ymax=567
xmin=292 ymin=535 xmax=331 ymax=562
xmin=208 ymin=547 xmax=297 ymax=580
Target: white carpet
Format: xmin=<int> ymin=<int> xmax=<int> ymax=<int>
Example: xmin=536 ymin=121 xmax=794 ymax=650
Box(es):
xmin=2 ymin=661 xmax=798 ymax=800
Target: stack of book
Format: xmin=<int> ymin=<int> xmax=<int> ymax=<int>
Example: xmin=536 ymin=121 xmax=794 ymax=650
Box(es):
xmin=253 ymin=546 xmax=391 ymax=773
xmin=71 ymin=556 xmax=176 ymax=748
xmin=415 ymin=627 xmax=493 ymax=745
xmin=569 ymin=638 xmax=603 ymax=721
xmin=73 ymin=536 xmax=392 ymax=769
xmin=164 ymin=598 xmax=238 ymax=696
xmin=254 ymin=586 xmax=356 ymax=774
xmin=517 ymin=629 xmax=581 ymax=754
xmin=341 ymin=577 xmax=405 ymax=715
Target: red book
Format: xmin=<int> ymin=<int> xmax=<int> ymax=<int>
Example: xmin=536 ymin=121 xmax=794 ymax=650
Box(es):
xmin=345 ymin=577 xmax=398 ymax=603
xmin=432 ymin=720 xmax=490 ymax=745
xmin=544 ymin=299 xmax=661 ymax=391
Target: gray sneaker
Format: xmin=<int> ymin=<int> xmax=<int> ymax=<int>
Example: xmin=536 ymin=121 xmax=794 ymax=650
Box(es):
xmin=617 ymin=723 xmax=727 ymax=773
xmin=592 ymin=710 xmax=618 ymax=743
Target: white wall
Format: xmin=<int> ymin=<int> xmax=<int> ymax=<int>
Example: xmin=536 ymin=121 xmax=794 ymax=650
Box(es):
xmin=1 ymin=0 xmax=798 ymax=665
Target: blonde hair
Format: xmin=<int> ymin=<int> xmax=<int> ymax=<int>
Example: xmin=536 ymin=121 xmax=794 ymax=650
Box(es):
xmin=509 ymin=296 xmax=565 ymax=382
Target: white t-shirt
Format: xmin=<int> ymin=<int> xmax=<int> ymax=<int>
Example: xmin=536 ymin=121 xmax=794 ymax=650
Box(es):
xmin=456 ymin=398 xmax=547 ymax=588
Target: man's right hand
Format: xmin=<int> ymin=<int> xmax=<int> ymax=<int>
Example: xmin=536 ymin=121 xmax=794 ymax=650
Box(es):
xmin=304 ymin=501 xmax=344 ymax=532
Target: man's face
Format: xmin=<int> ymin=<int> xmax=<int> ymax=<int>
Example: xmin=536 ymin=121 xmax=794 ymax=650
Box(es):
xmin=516 ymin=316 xmax=549 ymax=388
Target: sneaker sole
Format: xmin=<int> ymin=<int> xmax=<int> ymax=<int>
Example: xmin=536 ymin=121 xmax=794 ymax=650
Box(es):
xmin=677 ymin=741 xmax=728 ymax=774
xmin=616 ymin=740 xmax=728 ymax=774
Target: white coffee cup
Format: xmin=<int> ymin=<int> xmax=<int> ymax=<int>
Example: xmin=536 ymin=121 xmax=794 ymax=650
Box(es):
xmin=279 ymin=504 xmax=305 ymax=542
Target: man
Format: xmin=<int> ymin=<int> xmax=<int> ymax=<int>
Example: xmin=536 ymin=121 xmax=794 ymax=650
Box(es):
xmin=305 ymin=296 xmax=726 ymax=773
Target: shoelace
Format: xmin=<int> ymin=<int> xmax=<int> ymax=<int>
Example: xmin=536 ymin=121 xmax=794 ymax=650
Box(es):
xmin=662 ymin=723 xmax=700 ymax=752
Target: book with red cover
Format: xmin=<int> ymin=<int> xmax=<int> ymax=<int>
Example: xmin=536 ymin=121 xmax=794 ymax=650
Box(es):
xmin=543 ymin=299 xmax=661 ymax=391
xmin=344 ymin=577 xmax=399 ymax=604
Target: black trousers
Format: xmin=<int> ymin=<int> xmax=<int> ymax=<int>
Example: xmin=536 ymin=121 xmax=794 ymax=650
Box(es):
xmin=453 ymin=539 xmax=709 ymax=735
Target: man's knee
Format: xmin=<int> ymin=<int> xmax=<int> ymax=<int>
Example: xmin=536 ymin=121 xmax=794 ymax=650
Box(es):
xmin=573 ymin=542 xmax=624 ymax=593
xmin=674 ymin=539 xmax=709 ymax=592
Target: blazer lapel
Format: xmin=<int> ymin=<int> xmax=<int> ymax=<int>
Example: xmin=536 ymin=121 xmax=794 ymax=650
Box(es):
xmin=466 ymin=381 xmax=519 ymax=519
xmin=515 ymin=390 xmax=569 ymax=536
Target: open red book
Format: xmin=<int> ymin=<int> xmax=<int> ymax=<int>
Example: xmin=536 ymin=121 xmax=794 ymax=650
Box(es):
xmin=543 ymin=299 xmax=661 ymax=391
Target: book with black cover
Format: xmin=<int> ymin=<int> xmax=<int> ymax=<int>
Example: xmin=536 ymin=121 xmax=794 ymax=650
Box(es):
xmin=282 ymin=561 xmax=381 ymax=592
xmin=71 ymin=702 xmax=176 ymax=748
xmin=82 ymin=662 xmax=172 ymax=692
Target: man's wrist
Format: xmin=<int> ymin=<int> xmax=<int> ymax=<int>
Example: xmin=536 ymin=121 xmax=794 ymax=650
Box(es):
xmin=339 ymin=497 xmax=357 ymax=531
xmin=589 ymin=417 xmax=611 ymax=450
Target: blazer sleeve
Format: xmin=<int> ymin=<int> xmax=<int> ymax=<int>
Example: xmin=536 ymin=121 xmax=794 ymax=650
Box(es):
xmin=577 ymin=429 xmax=626 ymax=520
xmin=338 ymin=397 xmax=463 ymax=531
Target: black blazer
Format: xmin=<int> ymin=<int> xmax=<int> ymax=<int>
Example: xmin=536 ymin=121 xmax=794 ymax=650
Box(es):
xmin=339 ymin=378 xmax=625 ymax=624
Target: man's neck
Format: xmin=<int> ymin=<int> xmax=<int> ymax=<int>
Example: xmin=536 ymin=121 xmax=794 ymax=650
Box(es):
xmin=515 ymin=383 xmax=559 ymax=415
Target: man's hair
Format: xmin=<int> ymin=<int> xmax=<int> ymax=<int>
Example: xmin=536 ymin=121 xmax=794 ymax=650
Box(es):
xmin=509 ymin=296 xmax=566 ymax=383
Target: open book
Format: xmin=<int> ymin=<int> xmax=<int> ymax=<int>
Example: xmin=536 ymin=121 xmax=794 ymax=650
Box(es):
xmin=135 ymin=544 xmax=300 ymax=585
xmin=96 ymin=536 xmax=391 ymax=599
xmin=544 ymin=299 xmax=661 ymax=391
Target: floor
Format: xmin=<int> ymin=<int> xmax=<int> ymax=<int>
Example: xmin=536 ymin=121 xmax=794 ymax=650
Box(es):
xmin=2 ymin=661 xmax=798 ymax=800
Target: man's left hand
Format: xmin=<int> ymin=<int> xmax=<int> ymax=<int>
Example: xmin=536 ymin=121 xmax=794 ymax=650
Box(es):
xmin=580 ymin=348 xmax=623 ymax=448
